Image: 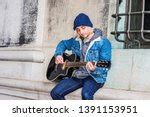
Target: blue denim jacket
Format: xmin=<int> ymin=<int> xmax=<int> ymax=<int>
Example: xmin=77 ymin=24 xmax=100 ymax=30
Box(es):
xmin=54 ymin=36 xmax=111 ymax=83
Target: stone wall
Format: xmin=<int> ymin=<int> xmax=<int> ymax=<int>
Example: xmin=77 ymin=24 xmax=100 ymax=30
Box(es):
xmin=46 ymin=0 xmax=110 ymax=47
xmin=20 ymin=0 xmax=38 ymax=44
xmin=0 ymin=0 xmax=38 ymax=46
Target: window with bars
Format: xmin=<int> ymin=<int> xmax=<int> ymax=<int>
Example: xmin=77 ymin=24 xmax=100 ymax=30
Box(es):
xmin=111 ymin=0 xmax=150 ymax=49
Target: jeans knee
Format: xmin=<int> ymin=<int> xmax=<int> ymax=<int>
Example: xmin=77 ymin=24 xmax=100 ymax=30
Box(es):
xmin=50 ymin=88 xmax=65 ymax=100
xmin=50 ymin=89 xmax=58 ymax=98
xmin=82 ymin=92 xmax=93 ymax=100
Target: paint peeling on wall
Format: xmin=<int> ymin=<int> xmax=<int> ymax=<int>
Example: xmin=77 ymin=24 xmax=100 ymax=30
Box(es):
xmin=19 ymin=0 xmax=38 ymax=45
xmin=0 ymin=0 xmax=38 ymax=47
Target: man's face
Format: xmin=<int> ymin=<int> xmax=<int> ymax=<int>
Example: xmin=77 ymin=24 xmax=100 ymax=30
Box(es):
xmin=76 ymin=26 xmax=92 ymax=39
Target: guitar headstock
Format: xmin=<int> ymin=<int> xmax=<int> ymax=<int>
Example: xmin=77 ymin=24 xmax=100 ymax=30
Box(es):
xmin=96 ymin=60 xmax=111 ymax=68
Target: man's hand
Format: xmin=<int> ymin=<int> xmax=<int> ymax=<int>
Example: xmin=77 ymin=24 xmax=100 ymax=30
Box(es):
xmin=55 ymin=55 xmax=64 ymax=64
xmin=86 ymin=62 xmax=96 ymax=71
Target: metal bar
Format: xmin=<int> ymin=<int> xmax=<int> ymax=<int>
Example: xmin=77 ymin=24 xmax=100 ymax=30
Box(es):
xmin=141 ymin=0 xmax=150 ymax=42
xmin=129 ymin=30 xmax=141 ymax=33
xmin=111 ymin=31 xmax=126 ymax=35
xmin=113 ymin=0 xmax=126 ymax=43
xmin=143 ymin=11 xmax=150 ymax=14
xmin=112 ymin=11 xmax=150 ymax=18
xmin=112 ymin=12 xmax=142 ymax=17
xmin=111 ymin=30 xmax=145 ymax=35
xmin=111 ymin=30 xmax=150 ymax=35
xmin=127 ymin=0 xmax=132 ymax=41
xmin=130 ymin=11 xmax=150 ymax=14
xmin=142 ymin=30 xmax=150 ymax=33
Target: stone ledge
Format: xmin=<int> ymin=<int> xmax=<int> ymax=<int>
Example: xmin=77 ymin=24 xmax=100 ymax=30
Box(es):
xmin=0 ymin=79 xmax=150 ymax=100
xmin=0 ymin=85 xmax=50 ymax=100
xmin=95 ymin=88 xmax=150 ymax=100
xmin=0 ymin=50 xmax=44 ymax=63
xmin=68 ymin=88 xmax=150 ymax=100
xmin=0 ymin=77 xmax=53 ymax=92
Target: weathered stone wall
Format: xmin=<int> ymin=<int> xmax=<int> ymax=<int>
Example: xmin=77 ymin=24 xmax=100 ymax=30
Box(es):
xmin=20 ymin=0 xmax=38 ymax=44
xmin=46 ymin=0 xmax=110 ymax=47
xmin=0 ymin=0 xmax=23 ymax=46
xmin=0 ymin=0 xmax=38 ymax=46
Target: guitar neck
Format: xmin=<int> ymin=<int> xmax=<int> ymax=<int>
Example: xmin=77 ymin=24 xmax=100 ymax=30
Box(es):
xmin=66 ymin=62 xmax=95 ymax=67
xmin=62 ymin=60 xmax=109 ymax=70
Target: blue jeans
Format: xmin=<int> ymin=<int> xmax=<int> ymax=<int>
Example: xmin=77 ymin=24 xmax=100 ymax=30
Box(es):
xmin=50 ymin=77 xmax=104 ymax=100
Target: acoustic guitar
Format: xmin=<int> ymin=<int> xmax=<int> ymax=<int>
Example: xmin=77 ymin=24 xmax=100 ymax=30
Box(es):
xmin=46 ymin=53 xmax=110 ymax=81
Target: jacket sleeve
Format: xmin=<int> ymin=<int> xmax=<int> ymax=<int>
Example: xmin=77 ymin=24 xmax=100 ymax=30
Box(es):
xmin=54 ymin=38 xmax=74 ymax=56
xmin=99 ymin=38 xmax=112 ymax=62
xmin=89 ymin=38 xmax=112 ymax=81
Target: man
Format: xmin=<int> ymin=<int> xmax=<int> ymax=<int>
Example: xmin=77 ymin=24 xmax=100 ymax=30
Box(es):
xmin=50 ymin=13 xmax=111 ymax=100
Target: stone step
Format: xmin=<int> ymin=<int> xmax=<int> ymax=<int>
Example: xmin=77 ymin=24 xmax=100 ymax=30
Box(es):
xmin=0 ymin=84 xmax=150 ymax=100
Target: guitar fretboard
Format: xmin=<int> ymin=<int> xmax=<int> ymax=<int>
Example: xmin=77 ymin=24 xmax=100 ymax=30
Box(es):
xmin=66 ymin=62 xmax=95 ymax=67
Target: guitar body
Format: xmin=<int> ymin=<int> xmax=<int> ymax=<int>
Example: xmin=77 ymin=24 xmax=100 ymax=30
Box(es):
xmin=46 ymin=53 xmax=79 ymax=81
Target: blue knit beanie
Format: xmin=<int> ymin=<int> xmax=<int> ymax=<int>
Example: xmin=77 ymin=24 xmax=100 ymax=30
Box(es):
xmin=73 ymin=13 xmax=93 ymax=30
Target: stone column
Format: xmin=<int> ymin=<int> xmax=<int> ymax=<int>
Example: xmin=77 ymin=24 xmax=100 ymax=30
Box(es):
xmin=0 ymin=0 xmax=49 ymax=96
